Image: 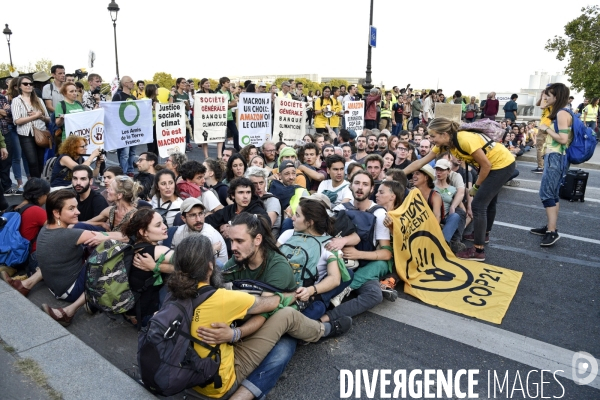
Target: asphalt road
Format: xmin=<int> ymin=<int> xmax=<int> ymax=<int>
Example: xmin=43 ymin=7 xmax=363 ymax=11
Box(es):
xmin=4 ymin=145 xmax=600 ymax=399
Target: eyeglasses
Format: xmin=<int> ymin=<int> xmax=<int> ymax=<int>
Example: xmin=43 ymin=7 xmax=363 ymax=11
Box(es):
xmin=263 ymin=149 xmax=275 ymax=153
xmin=21 ymin=82 xmax=33 ymax=86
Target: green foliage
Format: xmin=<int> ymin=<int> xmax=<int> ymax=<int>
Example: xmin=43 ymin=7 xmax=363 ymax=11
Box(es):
xmin=0 ymin=58 xmax=52 ymax=78
xmin=149 ymin=72 xmax=175 ymax=89
xmin=546 ymin=5 xmax=600 ymax=97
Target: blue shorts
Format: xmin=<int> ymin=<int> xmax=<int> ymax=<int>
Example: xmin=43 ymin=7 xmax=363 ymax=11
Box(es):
xmin=50 ymin=266 xmax=86 ymax=302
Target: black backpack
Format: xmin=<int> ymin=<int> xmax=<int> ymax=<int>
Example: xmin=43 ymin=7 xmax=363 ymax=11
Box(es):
xmin=335 ymin=203 xmax=385 ymax=268
xmin=137 ymin=286 xmax=222 ymax=396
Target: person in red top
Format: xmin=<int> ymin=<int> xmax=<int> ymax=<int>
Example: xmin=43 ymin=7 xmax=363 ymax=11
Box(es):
xmin=482 ymin=92 xmax=499 ymax=121
xmin=365 ymin=88 xmax=381 ymax=129
xmin=5 ymin=178 xmax=50 ymax=276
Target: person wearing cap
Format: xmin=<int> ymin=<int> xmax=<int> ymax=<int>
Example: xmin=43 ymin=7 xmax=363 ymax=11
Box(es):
xmin=245 ymin=166 xmax=282 ymax=237
xmin=277 ymin=81 xmax=292 ymax=99
xmin=270 ymin=147 xmax=308 ymax=188
xmin=269 ymin=160 xmax=309 ymax=233
xmin=32 ymin=71 xmax=51 ymax=98
xmin=168 ymin=197 xmax=228 ymax=266
xmin=434 ymin=158 xmax=466 ymax=253
xmin=256 ymin=82 xmax=267 ymax=94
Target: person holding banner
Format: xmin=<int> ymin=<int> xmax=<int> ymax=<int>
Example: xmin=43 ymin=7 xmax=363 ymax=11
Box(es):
xmin=55 ymin=83 xmax=85 ymax=143
xmin=404 ymin=117 xmax=515 ymax=262
xmin=217 ymin=77 xmax=240 ymax=152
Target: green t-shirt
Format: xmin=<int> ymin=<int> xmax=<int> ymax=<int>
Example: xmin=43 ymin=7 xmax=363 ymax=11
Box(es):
xmin=218 ymin=90 xmax=234 ymax=121
xmin=173 ymin=92 xmax=190 ymax=111
xmin=55 ymin=101 xmax=85 ymax=140
xmin=223 ymin=249 xmax=296 ymax=291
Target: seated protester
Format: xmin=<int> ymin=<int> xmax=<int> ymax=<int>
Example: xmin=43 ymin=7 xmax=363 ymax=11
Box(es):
xmin=434 ymin=154 xmax=468 ymax=241
xmin=50 ymin=136 xmax=104 ymax=189
xmin=364 ymin=154 xmax=384 ymax=201
xmin=203 ymin=157 xmax=229 ymax=206
xmin=133 ymin=151 xmax=158 ymax=201
xmin=261 ymin=140 xmax=278 ymax=169
xmin=278 ymin=197 xmax=353 ymax=320
xmin=320 ymin=143 xmax=336 ymax=164
xmin=246 ymin=166 xmax=282 ymax=237
xmin=270 ymin=147 xmax=307 ymax=188
xmin=376 ymin=180 xmax=405 ymax=212
xmin=380 ymin=150 xmax=396 ymax=178
xmin=239 ymin=144 xmax=258 ymax=164
xmin=54 ymin=82 xmax=85 ymax=143
xmin=77 ymin=175 xmax=140 ymax=232
xmin=222 ymin=153 xmax=247 ymax=187
xmin=434 ymin=160 xmax=466 ymax=253
xmin=168 ymin=198 xmax=228 ymax=266
xmin=351 ymin=135 xmax=369 ymax=165
xmin=176 ymin=160 xmax=223 ymax=214
xmin=169 ymin=235 xmax=351 ymax=400
xmin=205 ymin=178 xmax=269 ymax=257
xmin=100 ymin=165 xmax=123 ymax=205
xmin=221 ymin=146 xmax=237 ymax=164
xmin=1 ymin=190 xmax=123 ymax=326
xmin=122 ymin=208 xmax=174 ymax=327
xmin=249 ymin=154 xmax=265 ymax=168
xmin=317 ymin=154 xmax=352 ymax=207
xmin=72 ymin=165 xmax=108 ymax=222
xmin=346 ymin=162 xmax=364 ymax=182
xmin=297 ymin=143 xmax=327 ymax=193
xmin=269 ymin=161 xmax=310 ymax=232
xmin=164 ymin=151 xmax=187 ymax=181
xmin=0 ymin=178 xmax=50 ymax=277
xmin=150 ymin=169 xmax=183 ymax=228
xmin=323 ymin=171 xmax=394 ymax=321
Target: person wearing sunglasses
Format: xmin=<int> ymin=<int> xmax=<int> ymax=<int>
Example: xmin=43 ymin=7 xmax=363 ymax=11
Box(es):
xmin=50 ymin=135 xmax=103 ymax=188
xmin=12 ymin=76 xmax=50 ymax=178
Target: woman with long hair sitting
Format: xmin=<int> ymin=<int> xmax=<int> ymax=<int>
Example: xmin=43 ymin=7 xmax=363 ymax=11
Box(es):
xmin=150 ymin=169 xmax=182 ymax=227
xmin=50 ymin=135 xmax=103 ymax=188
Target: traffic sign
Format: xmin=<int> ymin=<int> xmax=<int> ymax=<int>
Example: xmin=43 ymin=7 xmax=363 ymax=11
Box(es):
xmin=369 ymin=25 xmax=377 ymax=47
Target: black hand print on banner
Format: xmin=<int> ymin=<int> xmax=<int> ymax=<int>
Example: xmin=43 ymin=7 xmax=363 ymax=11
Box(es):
xmin=415 ymin=248 xmax=456 ymax=283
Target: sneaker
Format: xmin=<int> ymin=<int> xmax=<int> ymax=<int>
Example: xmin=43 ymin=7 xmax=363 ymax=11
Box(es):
xmin=462 ymin=232 xmax=489 ymax=244
xmin=531 ymin=167 xmax=544 ymax=174
xmin=530 ymin=225 xmax=548 ymax=236
xmin=295 ymin=300 xmax=309 ymax=312
xmin=379 ymin=277 xmax=398 ymax=302
xmin=455 ymin=247 xmax=486 ymax=262
xmin=15 ymin=185 xmax=24 ymax=195
xmin=323 ymin=316 xmax=352 ymax=339
xmin=504 ymin=179 xmax=520 ymax=187
xmin=450 ymin=240 xmax=467 ymax=254
xmin=330 ymin=286 xmax=352 ymax=307
xmin=3 ymin=187 xmax=18 ymax=196
xmin=540 ymin=231 xmax=560 ymax=247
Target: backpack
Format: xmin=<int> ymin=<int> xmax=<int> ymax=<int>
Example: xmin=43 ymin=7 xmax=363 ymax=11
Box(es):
xmin=154 ymin=199 xmax=180 ymax=226
xmin=336 ymin=203 xmax=385 ymax=268
xmin=0 ymin=208 xmax=32 ymax=267
xmin=42 ymin=156 xmax=59 ymax=183
xmin=279 ymin=233 xmax=331 ymax=288
xmin=85 ymin=240 xmax=156 ymax=319
xmin=137 ymin=286 xmax=222 ymax=396
xmin=553 ymin=108 xmax=597 ymax=164
xmin=321 ymin=183 xmax=348 ymax=205
xmin=452 ymin=120 xmax=505 ymax=157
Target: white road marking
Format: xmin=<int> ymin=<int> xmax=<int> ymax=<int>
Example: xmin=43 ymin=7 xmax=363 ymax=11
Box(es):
xmin=503 ymin=186 xmax=600 ymax=203
xmin=370 ymin=299 xmax=600 ymax=390
xmin=493 ymin=221 xmax=600 ymax=244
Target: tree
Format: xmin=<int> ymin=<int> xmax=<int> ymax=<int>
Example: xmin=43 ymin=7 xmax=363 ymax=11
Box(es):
xmin=0 ymin=58 xmax=52 ymax=78
xmin=546 ymin=6 xmax=600 ymax=97
xmin=150 ymin=72 xmax=175 ymax=89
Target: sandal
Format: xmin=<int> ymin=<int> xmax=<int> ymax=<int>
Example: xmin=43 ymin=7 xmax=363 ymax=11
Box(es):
xmin=41 ymin=304 xmax=73 ymax=327
xmin=1 ymin=271 xmax=30 ymax=297
xmin=122 ymin=314 xmax=138 ymax=327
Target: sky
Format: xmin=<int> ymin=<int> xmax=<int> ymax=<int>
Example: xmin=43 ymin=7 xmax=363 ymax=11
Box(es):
xmin=1 ymin=0 xmax=590 ymax=101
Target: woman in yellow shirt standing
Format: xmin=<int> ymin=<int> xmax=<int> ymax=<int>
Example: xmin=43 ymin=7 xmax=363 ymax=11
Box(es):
xmin=404 ymin=117 xmax=516 ymax=262
xmin=313 ymin=86 xmax=340 ymax=134
xmin=582 ymin=97 xmax=598 ymax=132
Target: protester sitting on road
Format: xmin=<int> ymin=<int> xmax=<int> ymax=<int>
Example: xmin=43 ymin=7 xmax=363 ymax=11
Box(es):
xmin=530 ymin=83 xmax=573 ymax=247
xmin=346 ymin=162 xmax=364 ymax=182
xmin=177 ymin=160 xmax=223 ymax=214
xmin=379 ymin=150 xmax=396 ymax=179
xmin=405 ymin=117 xmax=516 ymax=262
xmin=164 ymin=151 xmax=187 ymax=181
xmin=278 ymin=197 xmax=352 ymax=320
xmin=0 ymin=190 xmax=119 ymax=326
xmin=54 ymin=82 xmax=85 ymax=142
xmin=50 ymin=136 xmax=103 ymax=188
xmin=394 ymin=140 xmax=412 ymax=169
xmin=133 ymin=151 xmax=158 ymax=201
xmin=239 ymin=144 xmax=258 ymax=164
xmin=167 ymin=234 xmax=351 ymax=399
xmin=246 ymin=166 xmax=282 ymax=237
xmin=434 ymin=160 xmax=467 ymax=253
xmin=376 ymin=180 xmax=405 ymax=212
xmin=203 ymin=158 xmax=229 ymax=206
xmin=72 ymin=165 xmax=109 ymax=221
xmin=122 ymin=208 xmax=174 ymax=327
xmin=0 ymin=178 xmax=50 ymax=278
xmin=387 ymin=135 xmax=399 ymax=152
xmin=223 ymin=153 xmax=247 ymax=187
xmin=78 ymin=176 xmax=140 ymax=232
xmin=249 ymin=155 xmax=265 ymax=168
xmin=100 ymin=165 xmax=123 ymax=204
xmin=206 ymin=178 xmax=269 ymax=257
xmin=150 ymin=169 xmax=183 ymax=227
xmin=270 ymin=147 xmax=308 ymax=189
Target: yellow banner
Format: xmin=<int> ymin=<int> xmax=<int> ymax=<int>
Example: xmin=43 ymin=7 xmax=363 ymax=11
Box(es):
xmin=388 ymin=189 xmax=522 ymax=324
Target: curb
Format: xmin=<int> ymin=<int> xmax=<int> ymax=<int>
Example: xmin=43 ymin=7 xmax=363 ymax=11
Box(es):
xmin=518 ymin=154 xmax=600 ymax=171
xmin=0 ymin=280 xmax=154 ymax=400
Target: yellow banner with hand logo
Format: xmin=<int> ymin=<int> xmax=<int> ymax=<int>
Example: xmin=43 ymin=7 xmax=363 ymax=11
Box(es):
xmin=388 ymin=189 xmax=522 ymax=324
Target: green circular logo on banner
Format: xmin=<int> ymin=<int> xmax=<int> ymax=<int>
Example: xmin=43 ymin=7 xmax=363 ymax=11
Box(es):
xmin=241 ymin=135 xmax=250 ymax=145
xmin=119 ymin=102 xmax=140 ymax=126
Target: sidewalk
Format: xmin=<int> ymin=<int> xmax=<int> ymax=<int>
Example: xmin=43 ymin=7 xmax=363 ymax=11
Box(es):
xmin=518 ymin=142 xmax=600 ymax=170
xmin=0 ymin=280 xmax=154 ymax=400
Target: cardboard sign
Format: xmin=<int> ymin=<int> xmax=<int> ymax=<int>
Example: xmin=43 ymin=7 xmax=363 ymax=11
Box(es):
xmin=64 ymin=109 xmax=104 ymax=153
xmin=274 ymin=97 xmax=306 ymax=146
xmin=344 ymin=101 xmax=364 ymax=136
xmin=237 ymin=93 xmax=272 ymax=148
xmin=156 ymin=102 xmax=186 ymax=157
xmin=193 ymin=93 xmax=228 ymax=144
xmin=434 ymin=103 xmax=462 ymax=123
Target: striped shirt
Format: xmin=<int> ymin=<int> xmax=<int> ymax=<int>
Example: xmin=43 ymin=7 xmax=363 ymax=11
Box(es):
xmin=11 ymin=95 xmax=49 ymax=136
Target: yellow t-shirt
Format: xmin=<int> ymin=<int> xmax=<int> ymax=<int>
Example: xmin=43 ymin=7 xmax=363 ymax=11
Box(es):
xmin=314 ymin=97 xmax=339 ymax=129
xmin=432 ymin=130 xmax=515 ymax=170
xmin=190 ymin=284 xmax=255 ymax=398
xmin=582 ymin=105 xmax=598 ymax=122
xmin=540 ymin=106 xmax=552 ymax=127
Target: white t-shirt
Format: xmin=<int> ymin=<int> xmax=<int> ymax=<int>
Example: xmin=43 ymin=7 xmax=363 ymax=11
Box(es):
xmin=200 ymin=190 xmax=222 ymax=212
xmin=171 ymin=223 xmax=228 ymax=265
xmin=448 ymin=171 xmax=465 ymax=189
xmin=317 ymin=180 xmax=352 ymax=206
xmin=151 ymin=196 xmax=183 ymax=227
xmin=278 ymin=230 xmax=333 ymax=284
xmin=333 ymin=200 xmax=390 ymax=246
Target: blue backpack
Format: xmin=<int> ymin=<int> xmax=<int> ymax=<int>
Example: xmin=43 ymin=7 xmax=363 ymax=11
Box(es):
xmin=554 ymin=108 xmax=597 ymax=165
xmin=279 ymin=233 xmax=331 ymax=288
xmin=338 ymin=203 xmax=385 ymax=268
xmin=0 ymin=210 xmax=31 ymax=267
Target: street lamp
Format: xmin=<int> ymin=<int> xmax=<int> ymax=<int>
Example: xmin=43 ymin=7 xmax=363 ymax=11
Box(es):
xmin=107 ymin=1 xmax=120 ymax=80
xmin=3 ymin=24 xmax=12 ymax=68
xmin=362 ymin=0 xmax=374 ymax=92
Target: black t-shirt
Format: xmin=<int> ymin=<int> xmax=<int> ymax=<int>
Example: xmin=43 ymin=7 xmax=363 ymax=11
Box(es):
xmin=77 ymin=189 xmax=108 ymax=222
xmin=112 ymin=90 xmax=136 ymax=102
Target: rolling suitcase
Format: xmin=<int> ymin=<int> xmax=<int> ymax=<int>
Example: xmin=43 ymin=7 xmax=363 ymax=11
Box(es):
xmin=559 ymin=169 xmax=588 ymax=202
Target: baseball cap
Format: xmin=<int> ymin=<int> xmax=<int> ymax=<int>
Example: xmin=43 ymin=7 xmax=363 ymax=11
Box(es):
xmin=258 ymin=82 xmax=267 ymax=87
xmin=308 ymin=193 xmax=331 ymax=210
xmin=347 ymin=130 xmax=358 ymax=139
xmin=434 ymin=159 xmax=452 ymax=170
xmin=180 ymin=197 xmax=205 ymax=213
xmin=279 ymin=160 xmax=296 ymax=172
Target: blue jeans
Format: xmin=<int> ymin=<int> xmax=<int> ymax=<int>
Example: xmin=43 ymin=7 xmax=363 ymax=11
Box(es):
xmin=301 ymin=269 xmax=355 ymax=320
xmin=8 ymin=124 xmax=29 ymax=181
xmin=412 ymin=117 xmax=420 ymax=130
xmin=539 ymin=152 xmax=566 ymax=208
xmin=241 ymin=335 xmax=297 ymax=400
xmin=392 ymin=122 xmax=402 ymax=136
xmin=117 ymin=146 xmax=136 ymax=174
xmin=585 ymin=121 xmax=597 ymax=131
xmin=442 ymin=212 xmax=462 ymax=243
